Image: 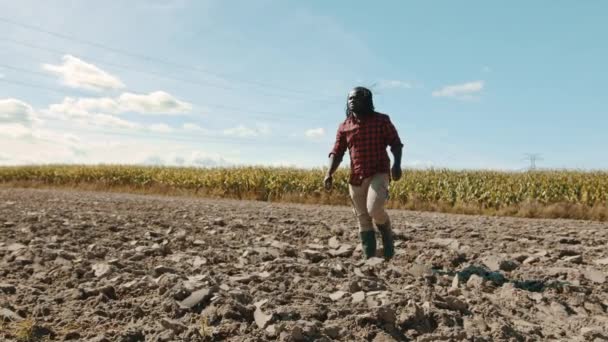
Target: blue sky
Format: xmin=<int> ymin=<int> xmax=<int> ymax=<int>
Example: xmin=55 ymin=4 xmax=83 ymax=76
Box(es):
xmin=0 ymin=0 xmax=606 ymax=170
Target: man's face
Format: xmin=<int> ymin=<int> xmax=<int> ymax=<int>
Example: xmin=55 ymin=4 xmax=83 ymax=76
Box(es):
xmin=348 ymin=90 xmax=367 ymax=113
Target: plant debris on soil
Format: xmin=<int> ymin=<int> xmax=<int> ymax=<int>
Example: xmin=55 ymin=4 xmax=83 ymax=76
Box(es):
xmin=1 ymin=188 xmax=607 ymax=341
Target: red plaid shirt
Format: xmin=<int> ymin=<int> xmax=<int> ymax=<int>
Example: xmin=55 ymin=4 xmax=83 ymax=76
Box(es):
xmin=330 ymin=112 xmax=403 ymax=185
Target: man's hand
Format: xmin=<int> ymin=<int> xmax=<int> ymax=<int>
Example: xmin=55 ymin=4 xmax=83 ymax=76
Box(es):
xmin=391 ymin=164 xmax=402 ymax=181
xmin=324 ymin=175 xmax=333 ymax=190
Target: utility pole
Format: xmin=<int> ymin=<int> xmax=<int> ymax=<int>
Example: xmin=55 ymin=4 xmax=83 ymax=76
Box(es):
xmin=523 ymin=153 xmax=543 ymax=171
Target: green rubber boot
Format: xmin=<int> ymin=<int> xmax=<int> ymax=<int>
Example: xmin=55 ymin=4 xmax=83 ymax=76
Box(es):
xmin=359 ymin=230 xmax=377 ymax=259
xmin=376 ymin=220 xmax=395 ymax=260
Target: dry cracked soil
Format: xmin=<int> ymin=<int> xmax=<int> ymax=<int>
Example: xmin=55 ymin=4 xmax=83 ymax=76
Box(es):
xmin=1 ymin=188 xmax=607 ymax=341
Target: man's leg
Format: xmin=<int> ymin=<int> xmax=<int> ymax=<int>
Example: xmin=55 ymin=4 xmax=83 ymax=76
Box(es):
xmin=367 ymin=173 xmax=394 ymax=259
xmin=349 ymin=178 xmax=376 ymax=259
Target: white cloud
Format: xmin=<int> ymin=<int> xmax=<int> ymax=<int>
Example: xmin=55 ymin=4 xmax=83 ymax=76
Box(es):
xmin=183 ymin=123 xmax=203 ymax=131
xmin=0 ymin=99 xmax=75 ymax=152
xmin=118 ymin=91 xmax=192 ymax=114
xmin=304 ymin=127 xmax=325 ymax=139
xmin=61 ymin=133 xmax=81 ymax=144
xmin=144 ymin=0 xmax=190 ymax=10
xmin=42 ymin=55 xmax=125 ymax=92
xmin=0 ymin=99 xmax=47 ymax=140
xmin=0 ymin=123 xmax=32 ymax=139
xmin=432 ymin=81 xmax=484 ymax=101
xmin=173 ymin=156 xmax=186 ymax=165
xmin=89 ymin=113 xmax=141 ymax=130
xmin=0 ymin=118 xmax=87 ymax=164
xmin=49 ymin=97 xmax=120 ymax=116
xmin=257 ymin=123 xmax=271 ymax=135
xmin=0 ymin=129 xmax=98 ymax=165
xmin=44 ymin=91 xmax=192 ymax=131
xmin=223 ymin=124 xmax=271 ymax=137
xmin=142 ymin=155 xmax=164 ymax=165
xmin=133 ymin=148 xmax=233 ymax=168
xmin=182 ymin=123 xmax=212 ymax=135
xmin=148 ymin=123 xmax=173 ymax=133
xmin=405 ymin=160 xmax=435 ymax=169
xmin=0 ymin=145 xmax=75 ymax=165
xmin=189 ymin=151 xmax=231 ymax=167
xmin=138 ymin=150 xmax=232 ymax=167
xmin=44 ymin=103 xmax=141 ymax=130
xmin=376 ymin=80 xmax=413 ymax=90
xmin=0 ymin=128 xmax=238 ymax=167
xmin=0 ymin=99 xmax=235 ymax=167
xmin=223 ymin=125 xmax=256 ymax=137
xmin=482 ymin=66 xmax=492 ymax=73
xmin=0 ymin=99 xmax=35 ymax=125
xmin=32 ymin=130 xmax=83 ymax=147
xmin=49 ymin=91 xmax=191 ymax=116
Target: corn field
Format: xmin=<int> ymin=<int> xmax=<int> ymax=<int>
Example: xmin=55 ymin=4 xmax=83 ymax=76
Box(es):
xmin=1 ymin=165 xmax=607 ymax=220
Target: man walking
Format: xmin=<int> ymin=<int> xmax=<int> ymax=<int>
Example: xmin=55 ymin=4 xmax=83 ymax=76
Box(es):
xmin=324 ymin=86 xmax=404 ymax=260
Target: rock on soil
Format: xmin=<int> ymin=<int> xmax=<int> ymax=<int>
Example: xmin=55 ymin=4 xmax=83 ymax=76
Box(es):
xmin=1 ymin=188 xmax=607 ymax=341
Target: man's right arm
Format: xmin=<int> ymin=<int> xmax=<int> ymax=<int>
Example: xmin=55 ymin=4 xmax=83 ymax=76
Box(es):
xmin=324 ymin=126 xmax=346 ymax=189
xmin=326 ymin=153 xmax=342 ymax=178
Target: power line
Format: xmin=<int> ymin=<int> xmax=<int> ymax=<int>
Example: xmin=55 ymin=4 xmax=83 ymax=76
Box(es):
xmin=0 ymin=37 xmax=341 ymax=104
xmin=0 ymin=16 xmax=335 ymax=98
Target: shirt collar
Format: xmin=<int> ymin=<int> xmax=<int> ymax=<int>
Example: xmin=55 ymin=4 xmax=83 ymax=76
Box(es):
xmin=349 ymin=112 xmax=374 ymax=124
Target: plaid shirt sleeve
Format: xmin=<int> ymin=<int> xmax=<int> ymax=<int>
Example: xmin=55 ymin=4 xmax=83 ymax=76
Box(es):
xmin=384 ymin=116 xmax=404 ymax=150
xmin=329 ymin=123 xmax=347 ymax=160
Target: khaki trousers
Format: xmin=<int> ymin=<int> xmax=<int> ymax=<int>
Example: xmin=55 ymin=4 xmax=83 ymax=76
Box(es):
xmin=348 ymin=173 xmax=390 ymax=232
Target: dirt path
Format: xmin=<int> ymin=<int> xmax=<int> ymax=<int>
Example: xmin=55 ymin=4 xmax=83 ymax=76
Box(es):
xmin=1 ymin=188 xmax=607 ymax=341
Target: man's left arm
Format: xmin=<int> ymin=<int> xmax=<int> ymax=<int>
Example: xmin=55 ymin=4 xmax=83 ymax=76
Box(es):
xmin=390 ymin=145 xmax=403 ymax=181
xmin=385 ymin=117 xmax=404 ymax=181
